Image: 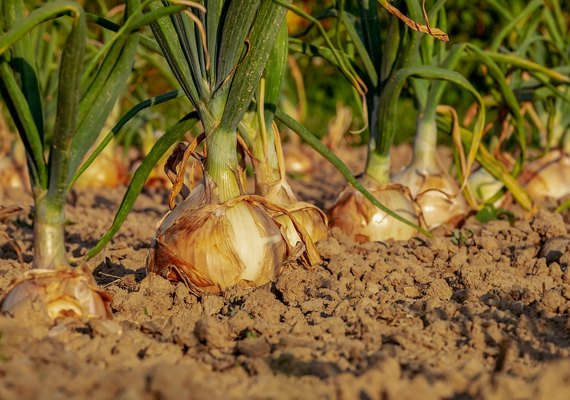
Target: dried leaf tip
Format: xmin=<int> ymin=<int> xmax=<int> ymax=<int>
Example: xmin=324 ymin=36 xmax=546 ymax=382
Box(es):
xmin=378 ymin=0 xmax=449 ymax=42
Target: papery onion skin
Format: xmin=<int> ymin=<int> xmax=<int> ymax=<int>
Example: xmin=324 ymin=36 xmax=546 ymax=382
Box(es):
xmin=0 ymin=266 xmax=113 ymax=320
xmin=264 ymin=185 xmax=329 ymax=246
xmin=329 ymin=178 xmax=419 ymax=242
xmin=148 ymin=180 xmax=290 ymax=293
xmin=272 ymin=202 xmax=328 ymax=263
xmin=468 ymin=167 xmax=505 ymax=206
xmin=254 ymin=167 xmax=329 ymax=247
xmin=393 ymin=166 xmax=468 ymax=230
xmin=523 ymin=150 xmax=570 ymax=201
xmin=284 ymin=204 xmax=329 ymax=244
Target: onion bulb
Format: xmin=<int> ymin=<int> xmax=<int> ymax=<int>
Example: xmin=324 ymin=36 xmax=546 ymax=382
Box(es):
xmin=0 ymin=139 xmax=29 ymax=190
xmin=262 ymin=179 xmax=329 ymax=246
xmin=275 ymin=201 xmax=329 ymax=245
xmin=283 ymin=143 xmax=314 ymax=175
xmin=255 ymin=126 xmax=329 ymax=245
xmin=468 ymin=167 xmax=505 ymax=206
xmin=148 ymin=176 xmax=319 ymax=294
xmin=523 ymin=149 xmax=570 ymax=201
xmin=329 ymin=176 xmax=419 ymax=242
xmin=393 ymin=161 xmax=468 ymax=230
xmin=75 ymin=145 xmax=127 ymax=189
xmin=0 ymin=266 xmax=113 ymax=320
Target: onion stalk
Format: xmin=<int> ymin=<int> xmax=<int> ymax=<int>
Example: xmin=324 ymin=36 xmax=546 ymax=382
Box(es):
xmin=392 ymin=113 xmax=469 ymax=229
xmin=238 ymin=23 xmax=328 ymax=245
xmin=326 ymin=1 xmax=487 ymax=237
xmin=521 ymin=75 xmax=570 ymax=202
xmin=465 ymin=1 xmax=570 ymax=204
xmin=0 ymin=0 xmax=144 ymax=320
xmin=239 ymin=113 xmax=329 ymax=245
xmin=325 ymin=0 xmax=418 ymax=241
xmin=145 ymin=0 xmax=313 ymax=292
xmin=391 ymin=29 xmax=472 ymax=229
xmin=327 ymin=0 xmax=467 ymax=241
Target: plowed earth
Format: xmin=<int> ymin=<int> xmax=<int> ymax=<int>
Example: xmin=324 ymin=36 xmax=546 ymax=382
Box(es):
xmin=0 ymin=146 xmax=569 ymax=400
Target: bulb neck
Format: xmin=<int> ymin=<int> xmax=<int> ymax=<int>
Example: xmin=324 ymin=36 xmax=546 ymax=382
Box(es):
xmin=206 ymin=127 xmax=242 ymax=202
xmin=251 ymin=129 xmax=281 ymax=198
xmin=411 ymin=114 xmax=438 ymax=171
xmin=33 ymin=191 xmax=68 ymax=269
xmin=365 ymin=152 xmax=391 ymax=185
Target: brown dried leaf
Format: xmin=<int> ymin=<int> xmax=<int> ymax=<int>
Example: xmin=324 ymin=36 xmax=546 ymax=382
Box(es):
xmin=378 ymin=0 xmax=449 ymax=42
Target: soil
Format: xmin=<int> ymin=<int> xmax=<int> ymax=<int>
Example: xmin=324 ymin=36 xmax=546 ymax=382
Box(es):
xmin=1 ymin=145 xmax=570 ymax=400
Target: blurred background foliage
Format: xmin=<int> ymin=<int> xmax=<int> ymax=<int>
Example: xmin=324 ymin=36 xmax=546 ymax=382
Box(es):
xmin=1 ymin=0 xmax=569 ymax=192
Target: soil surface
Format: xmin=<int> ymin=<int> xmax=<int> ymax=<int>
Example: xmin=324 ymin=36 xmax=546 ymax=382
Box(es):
xmin=1 ymin=145 xmax=570 ymax=400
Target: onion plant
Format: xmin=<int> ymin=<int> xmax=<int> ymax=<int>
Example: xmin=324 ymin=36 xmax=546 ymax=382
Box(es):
xmin=237 ymin=22 xmax=328 ymax=245
xmin=286 ymin=0 xmax=485 ymax=241
xmin=0 ymin=0 xmax=156 ymax=319
xmin=462 ymin=0 xmax=570 ymax=206
xmin=143 ymin=0 xmax=329 ymax=294
xmin=389 ymin=2 xmax=486 ymax=229
xmin=506 ymin=1 xmax=570 ymax=202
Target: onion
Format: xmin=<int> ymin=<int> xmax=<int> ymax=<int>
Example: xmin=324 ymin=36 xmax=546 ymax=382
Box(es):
xmin=0 ymin=266 xmax=113 ymax=320
xmin=523 ymin=149 xmax=570 ymax=201
xmin=393 ymin=162 xmax=468 ymax=229
xmin=468 ymin=167 xmax=505 ymax=206
xmin=329 ymin=176 xmax=419 ymax=242
xmin=253 ymin=125 xmax=329 ymax=246
xmin=276 ymin=201 xmax=329 ymax=245
xmin=283 ymin=143 xmax=314 ymax=175
xmin=389 ymin=115 xmax=468 ymax=229
xmin=148 ymin=176 xmax=317 ymax=294
xmin=262 ymin=180 xmax=329 ymax=246
xmin=75 ymin=146 xmax=127 ymax=189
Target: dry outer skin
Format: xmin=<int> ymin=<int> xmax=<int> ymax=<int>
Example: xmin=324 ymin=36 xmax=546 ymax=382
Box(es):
xmin=1 ymin=148 xmax=570 ymax=399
